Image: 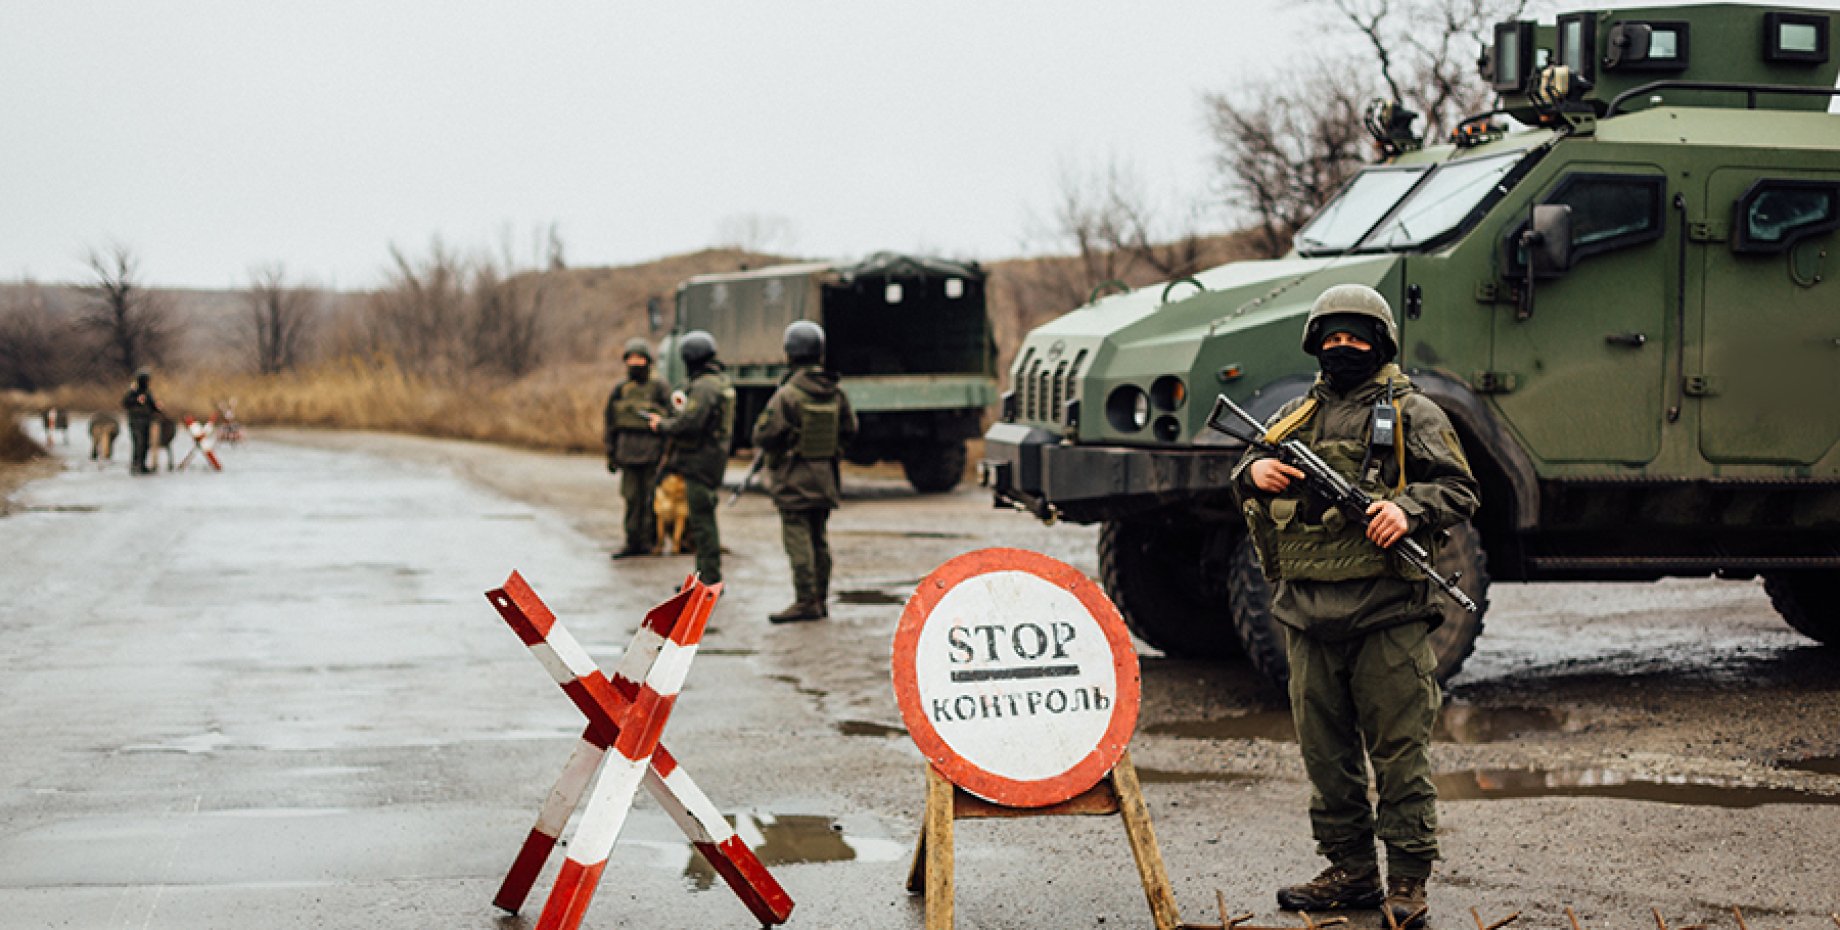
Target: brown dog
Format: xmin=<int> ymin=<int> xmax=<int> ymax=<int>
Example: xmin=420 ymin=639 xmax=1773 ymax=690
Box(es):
xmin=88 ymin=414 xmax=120 ymax=461
xmin=653 ymin=472 xmax=690 ymax=555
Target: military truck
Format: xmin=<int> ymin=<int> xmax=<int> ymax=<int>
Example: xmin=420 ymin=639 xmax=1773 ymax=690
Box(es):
xmin=981 ymin=4 xmax=1840 ymax=686
xmin=665 ymin=253 xmax=997 ymax=492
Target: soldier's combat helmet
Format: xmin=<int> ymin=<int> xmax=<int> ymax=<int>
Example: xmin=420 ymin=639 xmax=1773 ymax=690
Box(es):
xmin=783 ymin=320 xmax=824 ymax=365
xmin=622 ymin=337 xmax=654 ymax=363
xmin=678 ymin=330 xmax=718 ymax=368
xmin=1302 ymin=284 xmax=1399 ymax=363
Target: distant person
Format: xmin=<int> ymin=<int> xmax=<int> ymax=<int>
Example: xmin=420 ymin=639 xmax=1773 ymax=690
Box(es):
xmin=752 ymin=321 xmax=855 ymax=623
xmin=647 ymin=330 xmax=735 ymax=584
xmin=604 ymin=338 xmax=672 ymax=559
xmin=122 ymin=369 xmax=162 ymax=475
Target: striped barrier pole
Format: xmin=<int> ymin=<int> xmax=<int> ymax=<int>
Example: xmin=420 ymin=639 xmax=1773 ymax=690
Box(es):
xmin=178 ymin=416 xmax=222 ymax=471
xmin=486 ymin=572 xmax=795 ymax=927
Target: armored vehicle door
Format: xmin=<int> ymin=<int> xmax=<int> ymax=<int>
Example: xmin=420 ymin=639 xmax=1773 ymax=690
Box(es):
xmin=1491 ymin=166 xmax=1672 ymax=464
xmin=1699 ymin=168 xmax=1840 ymax=465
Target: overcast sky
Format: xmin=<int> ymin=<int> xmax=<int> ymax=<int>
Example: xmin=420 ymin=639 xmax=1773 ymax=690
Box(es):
xmin=1 ymin=2 xmax=1309 ymax=289
xmin=4 ymin=2 xmax=1837 ymax=289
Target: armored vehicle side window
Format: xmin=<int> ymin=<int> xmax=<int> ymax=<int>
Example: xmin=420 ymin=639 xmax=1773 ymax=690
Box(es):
xmin=1508 ymin=174 xmax=1665 ymax=271
xmin=1733 ymin=180 xmax=1840 ymax=253
xmin=1294 ymin=165 xmax=1428 ymax=255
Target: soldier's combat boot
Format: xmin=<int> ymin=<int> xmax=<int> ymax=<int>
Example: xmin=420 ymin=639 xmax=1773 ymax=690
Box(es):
xmin=1276 ymin=863 xmax=1383 ymax=912
xmin=769 ymin=601 xmax=824 ymax=624
xmin=1384 ymin=875 xmax=1428 ymax=928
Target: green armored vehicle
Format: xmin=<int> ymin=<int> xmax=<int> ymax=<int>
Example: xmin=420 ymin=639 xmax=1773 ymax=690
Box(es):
xmin=666 ymin=253 xmax=997 ymax=492
xmin=982 ymin=4 xmax=1840 ymax=685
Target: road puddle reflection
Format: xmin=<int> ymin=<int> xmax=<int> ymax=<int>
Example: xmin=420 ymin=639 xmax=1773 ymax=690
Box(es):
xmin=681 ymin=812 xmax=904 ymax=889
xmin=1435 ymin=768 xmax=1840 ymax=808
xmin=1145 ymin=703 xmax=1575 ymax=744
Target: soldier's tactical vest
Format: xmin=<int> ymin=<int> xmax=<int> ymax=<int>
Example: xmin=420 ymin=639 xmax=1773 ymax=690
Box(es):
xmin=1242 ymin=393 xmax=1426 ymax=584
xmin=793 ymin=387 xmax=841 ymax=460
xmin=610 ymin=381 xmax=657 ymax=431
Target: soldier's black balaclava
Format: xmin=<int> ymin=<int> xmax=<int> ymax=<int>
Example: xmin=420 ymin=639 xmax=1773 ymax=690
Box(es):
xmin=1316 ymin=314 xmax=1387 ymax=393
xmin=625 ymin=355 xmax=649 ymax=383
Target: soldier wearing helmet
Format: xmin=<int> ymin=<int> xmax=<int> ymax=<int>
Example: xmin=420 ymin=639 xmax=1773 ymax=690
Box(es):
xmin=648 ymin=330 xmax=736 ymax=583
xmin=752 ymin=320 xmax=857 ymax=623
xmin=604 ymin=338 xmax=672 ymax=558
xmin=1234 ymin=284 xmax=1479 ymax=927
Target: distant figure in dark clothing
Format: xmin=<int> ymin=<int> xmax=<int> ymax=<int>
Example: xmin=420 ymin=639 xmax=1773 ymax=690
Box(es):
xmin=122 ymin=369 xmax=161 ymax=475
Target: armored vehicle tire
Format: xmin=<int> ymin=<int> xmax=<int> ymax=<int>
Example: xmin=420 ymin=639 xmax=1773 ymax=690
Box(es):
xmin=1225 ymin=522 xmax=1490 ymax=691
xmin=1762 ymin=571 xmax=1840 ymax=646
xmin=1099 ymin=520 xmax=1242 ymax=659
xmin=901 ymin=441 xmax=967 ymax=493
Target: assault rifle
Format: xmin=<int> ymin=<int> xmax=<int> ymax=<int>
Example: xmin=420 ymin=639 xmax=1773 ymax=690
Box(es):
xmin=1206 ymin=393 xmax=1479 ymax=613
xmin=726 ymin=450 xmax=766 ymax=506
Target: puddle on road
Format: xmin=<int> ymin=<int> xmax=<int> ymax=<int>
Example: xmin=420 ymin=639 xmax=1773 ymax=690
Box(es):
xmin=12 ymin=503 xmax=100 ymax=514
xmin=1435 ymin=768 xmax=1840 ymax=808
xmin=1782 ymin=755 xmax=1840 ymax=776
xmin=836 ymin=720 xmax=907 ymax=739
xmin=1135 ymin=767 xmax=1258 ymax=786
xmin=681 ymin=812 xmax=905 ymax=889
xmin=837 ymin=589 xmax=906 ymax=606
xmin=1146 ymin=704 xmax=1575 ymax=745
xmin=835 ymin=529 xmax=973 ymax=540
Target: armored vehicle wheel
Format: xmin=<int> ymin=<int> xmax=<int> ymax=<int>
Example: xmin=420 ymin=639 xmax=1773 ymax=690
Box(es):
xmin=1098 ymin=520 xmax=1241 ymax=659
xmin=1226 ymin=521 xmax=1491 ymax=691
xmin=1762 ymin=571 xmax=1840 ymax=646
xmin=901 ymin=441 xmax=967 ymax=493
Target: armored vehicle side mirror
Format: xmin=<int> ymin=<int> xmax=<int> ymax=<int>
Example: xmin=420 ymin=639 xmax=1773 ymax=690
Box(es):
xmin=1607 ymin=22 xmax=1655 ymax=67
xmin=1527 ymin=204 xmax=1574 ymax=275
xmin=1515 ymin=204 xmax=1573 ymax=321
xmin=647 ymin=296 xmax=664 ymax=334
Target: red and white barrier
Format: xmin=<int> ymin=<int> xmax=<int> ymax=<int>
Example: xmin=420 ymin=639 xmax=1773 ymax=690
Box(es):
xmin=178 ymin=416 xmax=222 ymax=471
xmin=486 ymin=571 xmax=795 ymax=928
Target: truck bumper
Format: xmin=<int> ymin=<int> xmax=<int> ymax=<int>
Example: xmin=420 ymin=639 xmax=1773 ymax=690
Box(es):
xmin=978 ymin=422 xmax=1245 ymax=524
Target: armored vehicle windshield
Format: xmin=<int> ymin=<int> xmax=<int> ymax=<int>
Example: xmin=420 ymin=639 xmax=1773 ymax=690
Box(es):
xmin=1297 ymin=147 xmax=1536 ymax=255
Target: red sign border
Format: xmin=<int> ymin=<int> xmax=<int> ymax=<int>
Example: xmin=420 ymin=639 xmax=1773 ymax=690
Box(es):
xmin=892 ymin=548 xmax=1141 ymax=808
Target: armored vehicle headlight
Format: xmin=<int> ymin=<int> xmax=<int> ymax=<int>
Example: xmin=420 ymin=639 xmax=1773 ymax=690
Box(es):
xmin=1106 ymin=385 xmax=1150 ymax=433
xmin=1150 ymin=376 xmax=1187 ymax=412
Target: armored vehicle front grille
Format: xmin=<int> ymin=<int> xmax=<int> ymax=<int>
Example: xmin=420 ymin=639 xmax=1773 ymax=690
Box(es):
xmin=1013 ymin=346 xmax=1089 ymax=425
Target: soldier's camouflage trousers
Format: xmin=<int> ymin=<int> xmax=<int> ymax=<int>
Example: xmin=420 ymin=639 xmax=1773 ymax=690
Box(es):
xmin=1284 ymin=620 xmax=1441 ymax=879
xmin=619 ymin=463 xmax=657 ymax=552
xmin=778 ymin=507 xmax=832 ymax=605
xmin=683 ymin=477 xmax=721 ymax=584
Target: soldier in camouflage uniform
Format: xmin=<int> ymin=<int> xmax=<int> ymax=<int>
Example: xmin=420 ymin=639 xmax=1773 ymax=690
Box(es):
xmin=753 ymin=321 xmax=857 ymax=623
xmin=1234 ymin=284 xmax=1479 ymax=928
xmin=122 ymin=369 xmax=161 ymax=476
xmin=605 ymin=338 xmax=673 ymax=558
xmin=648 ymin=330 xmax=736 ymax=584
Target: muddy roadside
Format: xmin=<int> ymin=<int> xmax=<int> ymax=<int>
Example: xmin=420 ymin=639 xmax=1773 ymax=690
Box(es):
xmin=263 ymin=426 xmax=1840 ymax=927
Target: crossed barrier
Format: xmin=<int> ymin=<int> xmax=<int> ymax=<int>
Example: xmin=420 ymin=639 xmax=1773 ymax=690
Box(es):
xmin=178 ymin=415 xmax=222 ymax=471
xmin=485 ymin=570 xmax=795 ymax=929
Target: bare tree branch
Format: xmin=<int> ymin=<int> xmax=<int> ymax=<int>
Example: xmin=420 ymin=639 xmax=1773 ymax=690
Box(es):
xmin=76 ymin=243 xmax=171 ymax=377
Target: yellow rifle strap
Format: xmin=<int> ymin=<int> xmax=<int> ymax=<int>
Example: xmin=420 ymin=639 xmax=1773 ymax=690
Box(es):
xmin=1264 ymin=397 xmax=1319 ymax=444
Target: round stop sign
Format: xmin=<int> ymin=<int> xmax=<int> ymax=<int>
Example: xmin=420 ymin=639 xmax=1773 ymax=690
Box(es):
xmin=891 ymin=548 xmax=1141 ymax=808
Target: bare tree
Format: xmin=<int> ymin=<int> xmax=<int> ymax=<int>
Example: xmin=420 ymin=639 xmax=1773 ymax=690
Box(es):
xmin=465 ymin=257 xmax=551 ymax=378
xmin=1206 ymin=0 xmax=1539 ymax=257
xmin=1319 ymin=0 xmax=1537 ymax=139
xmin=365 ymin=240 xmax=469 ymax=375
xmin=1205 ymin=65 xmax=1373 ymax=257
xmin=76 ymin=244 xmax=171 ymax=377
xmin=1022 ymin=158 xmax=1217 ymax=312
xmin=242 ymin=264 xmax=318 ymax=375
xmin=0 ymin=281 xmax=87 ymax=390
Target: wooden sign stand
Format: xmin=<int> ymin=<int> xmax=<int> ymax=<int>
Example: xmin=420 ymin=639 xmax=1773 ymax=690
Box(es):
xmin=905 ymin=748 xmax=1183 ymax=930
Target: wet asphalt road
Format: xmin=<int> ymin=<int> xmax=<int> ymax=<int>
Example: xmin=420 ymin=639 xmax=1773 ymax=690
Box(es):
xmin=2 ymin=424 xmax=1837 ymax=929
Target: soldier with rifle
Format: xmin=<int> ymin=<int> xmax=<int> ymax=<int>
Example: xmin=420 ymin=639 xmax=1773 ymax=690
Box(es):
xmin=751 ymin=321 xmax=855 ymax=623
xmin=605 ymin=338 xmax=672 ymax=559
xmin=646 ymin=330 xmax=735 ymax=585
xmin=1227 ymin=284 xmax=1479 ymax=928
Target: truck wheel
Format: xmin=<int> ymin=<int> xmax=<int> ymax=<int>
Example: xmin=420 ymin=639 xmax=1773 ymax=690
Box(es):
xmin=1098 ymin=520 xmax=1241 ymax=659
xmin=1763 ymin=571 xmax=1840 ymax=646
xmin=1226 ymin=521 xmax=1491 ymax=691
xmin=901 ymin=442 xmax=967 ymax=493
